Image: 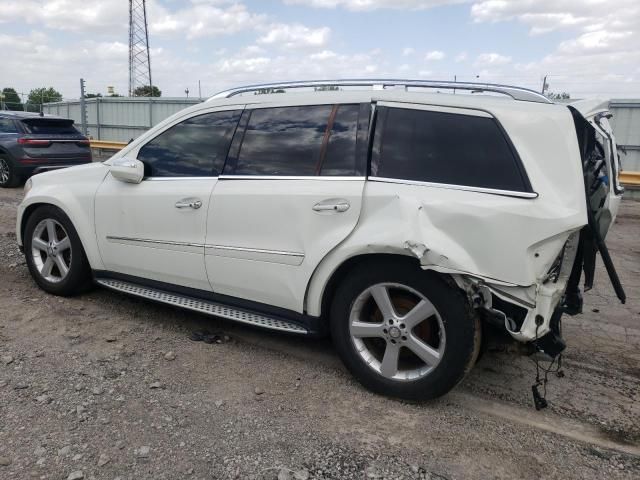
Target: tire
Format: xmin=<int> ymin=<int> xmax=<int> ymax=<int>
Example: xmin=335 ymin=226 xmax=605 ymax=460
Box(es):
xmin=0 ymin=155 xmax=21 ymax=188
xmin=330 ymin=260 xmax=481 ymax=400
xmin=23 ymin=205 xmax=93 ymax=296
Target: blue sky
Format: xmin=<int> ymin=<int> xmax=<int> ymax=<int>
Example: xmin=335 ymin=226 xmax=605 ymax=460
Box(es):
xmin=0 ymin=0 xmax=638 ymax=100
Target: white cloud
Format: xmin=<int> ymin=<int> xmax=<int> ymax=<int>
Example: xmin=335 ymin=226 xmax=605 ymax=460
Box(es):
xmin=0 ymin=0 xmax=126 ymax=31
xmin=257 ymin=24 xmax=331 ymax=49
xmin=425 ymin=50 xmax=445 ymax=61
xmin=471 ymin=0 xmax=640 ymax=96
xmin=455 ymin=52 xmax=467 ymax=62
xmin=475 ymin=52 xmax=511 ymax=66
xmin=284 ymin=0 xmax=467 ymax=10
xmin=150 ymin=2 xmax=267 ymax=39
xmin=402 ymin=47 xmax=415 ymax=56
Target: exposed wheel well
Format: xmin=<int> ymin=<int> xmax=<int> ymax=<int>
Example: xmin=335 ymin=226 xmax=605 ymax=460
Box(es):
xmin=319 ymin=253 xmax=438 ymax=322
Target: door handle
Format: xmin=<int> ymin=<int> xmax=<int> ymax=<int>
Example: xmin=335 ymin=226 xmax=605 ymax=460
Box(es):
xmin=175 ymin=198 xmax=202 ymax=209
xmin=312 ymin=199 xmax=350 ymax=213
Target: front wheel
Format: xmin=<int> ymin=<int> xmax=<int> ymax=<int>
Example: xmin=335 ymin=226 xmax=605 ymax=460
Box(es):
xmin=24 ymin=206 xmax=92 ymax=296
xmin=331 ymin=261 xmax=480 ymax=400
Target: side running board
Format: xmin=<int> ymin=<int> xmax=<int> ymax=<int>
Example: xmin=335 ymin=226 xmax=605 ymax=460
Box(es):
xmin=96 ymin=278 xmax=308 ymax=335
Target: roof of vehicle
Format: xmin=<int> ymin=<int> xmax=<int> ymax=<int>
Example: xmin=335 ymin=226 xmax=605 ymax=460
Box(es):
xmin=0 ymin=111 xmax=68 ymax=120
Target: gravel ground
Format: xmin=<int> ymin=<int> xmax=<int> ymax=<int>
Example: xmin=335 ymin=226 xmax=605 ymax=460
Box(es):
xmin=0 ymin=185 xmax=639 ymax=480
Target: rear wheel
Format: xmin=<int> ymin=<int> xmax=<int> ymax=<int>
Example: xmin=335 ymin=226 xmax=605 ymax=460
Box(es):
xmin=331 ymin=261 xmax=480 ymax=400
xmin=0 ymin=156 xmax=20 ymax=188
xmin=24 ymin=206 xmax=92 ymax=296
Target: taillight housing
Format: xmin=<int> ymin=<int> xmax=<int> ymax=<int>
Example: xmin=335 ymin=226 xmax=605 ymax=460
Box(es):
xmin=17 ymin=138 xmax=51 ymax=147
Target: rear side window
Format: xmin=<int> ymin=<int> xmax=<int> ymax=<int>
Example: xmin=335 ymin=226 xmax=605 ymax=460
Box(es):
xmin=21 ymin=119 xmax=79 ymax=135
xmin=371 ymin=106 xmax=530 ymax=192
xmin=137 ymin=110 xmax=241 ymax=177
xmin=228 ymin=104 xmax=361 ymax=176
xmin=0 ymin=118 xmax=18 ymax=134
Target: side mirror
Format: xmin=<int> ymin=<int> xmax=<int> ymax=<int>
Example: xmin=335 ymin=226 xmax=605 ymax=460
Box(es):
xmin=110 ymin=157 xmax=144 ymax=184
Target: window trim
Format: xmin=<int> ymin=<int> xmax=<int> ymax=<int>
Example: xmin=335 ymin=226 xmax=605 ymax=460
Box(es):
xmin=370 ymin=102 xmax=535 ymax=194
xmin=368 ymin=176 xmax=538 ymax=199
xmin=218 ymin=175 xmax=365 ymax=181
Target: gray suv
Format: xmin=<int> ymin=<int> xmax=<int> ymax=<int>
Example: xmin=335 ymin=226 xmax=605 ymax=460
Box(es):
xmin=0 ymin=111 xmax=91 ymax=187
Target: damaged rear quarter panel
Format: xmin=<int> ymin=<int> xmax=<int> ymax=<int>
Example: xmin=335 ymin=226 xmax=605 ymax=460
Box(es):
xmin=306 ymin=103 xmax=588 ymax=338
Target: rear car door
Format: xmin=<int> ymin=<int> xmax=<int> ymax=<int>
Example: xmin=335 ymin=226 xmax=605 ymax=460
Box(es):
xmin=205 ymin=102 xmax=369 ymax=312
xmin=95 ymin=108 xmax=242 ymax=291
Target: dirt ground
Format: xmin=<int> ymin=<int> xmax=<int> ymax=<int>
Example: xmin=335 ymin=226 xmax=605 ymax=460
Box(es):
xmin=0 ymin=185 xmax=639 ymax=480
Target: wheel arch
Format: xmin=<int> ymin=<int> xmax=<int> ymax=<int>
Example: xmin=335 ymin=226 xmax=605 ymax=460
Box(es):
xmin=19 ymin=198 xmax=104 ymax=271
xmin=307 ymin=251 xmax=461 ymax=321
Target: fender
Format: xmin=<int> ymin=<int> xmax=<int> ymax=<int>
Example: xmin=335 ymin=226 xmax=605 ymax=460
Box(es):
xmin=17 ymin=163 xmax=110 ymax=270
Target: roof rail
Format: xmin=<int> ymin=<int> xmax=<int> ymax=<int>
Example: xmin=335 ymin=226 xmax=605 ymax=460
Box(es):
xmin=208 ymin=79 xmax=552 ymax=104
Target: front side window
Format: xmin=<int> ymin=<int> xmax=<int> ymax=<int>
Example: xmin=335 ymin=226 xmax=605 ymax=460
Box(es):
xmin=137 ymin=110 xmax=241 ymax=177
xmin=371 ymin=106 xmax=531 ymax=192
xmin=228 ymin=104 xmax=361 ymax=176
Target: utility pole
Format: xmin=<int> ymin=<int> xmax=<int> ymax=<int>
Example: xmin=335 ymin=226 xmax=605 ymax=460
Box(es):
xmin=198 ymin=80 xmax=202 ymax=100
xmin=80 ymin=78 xmax=88 ymax=136
xmin=129 ymin=0 xmax=153 ymax=96
xmin=541 ymin=75 xmax=549 ymax=95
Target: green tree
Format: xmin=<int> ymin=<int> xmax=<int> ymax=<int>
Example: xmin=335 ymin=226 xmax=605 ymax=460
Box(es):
xmin=27 ymin=87 xmax=63 ymax=107
xmin=85 ymin=93 xmax=103 ymax=98
xmin=254 ymin=88 xmax=285 ymax=95
xmin=545 ymin=91 xmax=571 ymax=100
xmin=133 ymin=85 xmax=161 ymax=97
xmin=1 ymin=88 xmax=23 ymax=110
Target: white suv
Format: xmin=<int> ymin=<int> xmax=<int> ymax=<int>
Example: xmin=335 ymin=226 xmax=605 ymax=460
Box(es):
xmin=16 ymin=80 xmax=625 ymax=400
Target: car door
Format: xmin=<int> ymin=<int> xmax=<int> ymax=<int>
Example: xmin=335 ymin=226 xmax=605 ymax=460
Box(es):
xmin=95 ymin=107 xmax=242 ymax=291
xmin=205 ymin=101 xmax=369 ymax=312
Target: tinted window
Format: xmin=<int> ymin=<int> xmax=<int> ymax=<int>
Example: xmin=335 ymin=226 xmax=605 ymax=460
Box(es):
xmin=319 ymin=104 xmax=360 ymax=176
xmin=0 ymin=119 xmax=18 ymax=134
xmin=234 ymin=105 xmax=331 ymax=176
xmin=372 ymin=107 xmax=529 ymax=192
xmin=138 ymin=110 xmax=241 ymax=177
xmin=21 ymin=119 xmax=79 ymax=135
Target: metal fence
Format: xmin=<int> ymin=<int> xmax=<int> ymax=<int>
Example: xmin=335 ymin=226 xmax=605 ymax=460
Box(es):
xmin=42 ymin=97 xmax=203 ymax=143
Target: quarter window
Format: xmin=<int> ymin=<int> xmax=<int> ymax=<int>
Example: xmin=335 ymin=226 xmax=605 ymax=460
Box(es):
xmin=137 ymin=110 xmax=241 ymax=177
xmin=0 ymin=118 xmax=18 ymax=134
xmin=372 ymin=106 xmax=530 ymax=192
xmin=229 ymin=104 xmax=361 ymax=176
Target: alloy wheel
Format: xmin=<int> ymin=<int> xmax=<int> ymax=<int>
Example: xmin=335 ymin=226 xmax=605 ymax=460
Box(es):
xmin=31 ymin=218 xmax=73 ymax=283
xmin=349 ymin=283 xmax=446 ymax=381
xmin=0 ymin=158 xmax=9 ymax=185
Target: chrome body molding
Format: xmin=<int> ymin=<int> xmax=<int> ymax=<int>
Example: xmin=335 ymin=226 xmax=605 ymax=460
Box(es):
xmin=205 ymin=244 xmax=305 ymax=266
xmin=105 ymin=236 xmax=205 ymax=254
xmin=143 ymin=176 xmax=219 ymax=182
xmin=106 ymin=236 xmax=305 ymax=265
xmin=96 ymin=278 xmax=308 ymax=334
xmin=207 ymin=79 xmax=552 ymax=104
xmin=218 ymin=175 xmax=365 ymax=181
xmin=368 ymin=177 xmax=539 ymax=199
